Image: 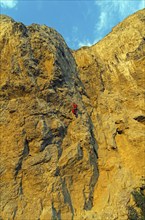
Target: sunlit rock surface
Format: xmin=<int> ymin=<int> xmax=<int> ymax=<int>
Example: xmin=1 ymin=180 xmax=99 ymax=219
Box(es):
xmin=0 ymin=9 xmax=145 ymax=220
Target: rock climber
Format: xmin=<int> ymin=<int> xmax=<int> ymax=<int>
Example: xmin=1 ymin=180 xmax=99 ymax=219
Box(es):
xmin=72 ymin=103 xmax=78 ymax=118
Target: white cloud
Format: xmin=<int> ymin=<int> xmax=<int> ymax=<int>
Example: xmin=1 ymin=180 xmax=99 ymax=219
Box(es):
xmin=96 ymin=11 xmax=108 ymax=31
xmin=71 ymin=25 xmax=98 ymax=48
xmin=94 ymin=0 xmax=145 ymax=40
xmin=0 ymin=0 xmax=18 ymax=8
xmin=78 ymin=39 xmax=92 ymax=48
xmin=67 ymin=0 xmax=144 ymax=49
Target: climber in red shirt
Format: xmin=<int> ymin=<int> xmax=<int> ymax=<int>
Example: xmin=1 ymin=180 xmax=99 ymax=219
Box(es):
xmin=72 ymin=103 xmax=78 ymax=118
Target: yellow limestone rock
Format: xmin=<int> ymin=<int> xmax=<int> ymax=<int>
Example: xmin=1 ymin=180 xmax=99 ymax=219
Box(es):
xmin=73 ymin=9 xmax=145 ymax=220
xmin=0 ymin=9 xmax=145 ymax=220
xmin=0 ymin=14 xmax=98 ymax=220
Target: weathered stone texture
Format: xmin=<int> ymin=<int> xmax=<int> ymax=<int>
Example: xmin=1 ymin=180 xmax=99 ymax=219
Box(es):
xmin=0 ymin=9 xmax=145 ymax=220
xmin=0 ymin=14 xmax=98 ymax=220
xmin=73 ymin=9 xmax=145 ymax=220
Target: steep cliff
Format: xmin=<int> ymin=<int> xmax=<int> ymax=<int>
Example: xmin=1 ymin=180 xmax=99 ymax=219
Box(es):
xmin=0 ymin=9 xmax=145 ymax=220
xmin=73 ymin=8 xmax=145 ymax=219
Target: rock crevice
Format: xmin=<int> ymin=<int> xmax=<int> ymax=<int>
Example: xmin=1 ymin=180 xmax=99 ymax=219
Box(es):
xmin=0 ymin=10 xmax=145 ymax=220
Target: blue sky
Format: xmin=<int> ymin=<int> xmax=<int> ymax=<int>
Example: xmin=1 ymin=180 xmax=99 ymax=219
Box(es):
xmin=0 ymin=0 xmax=144 ymax=49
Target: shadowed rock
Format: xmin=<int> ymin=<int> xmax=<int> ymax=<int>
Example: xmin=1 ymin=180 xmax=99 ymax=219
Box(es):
xmin=0 ymin=9 xmax=145 ymax=220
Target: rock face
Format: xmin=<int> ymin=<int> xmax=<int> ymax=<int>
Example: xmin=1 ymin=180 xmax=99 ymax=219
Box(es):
xmin=0 ymin=9 xmax=145 ymax=220
xmin=73 ymin=9 xmax=145 ymax=220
